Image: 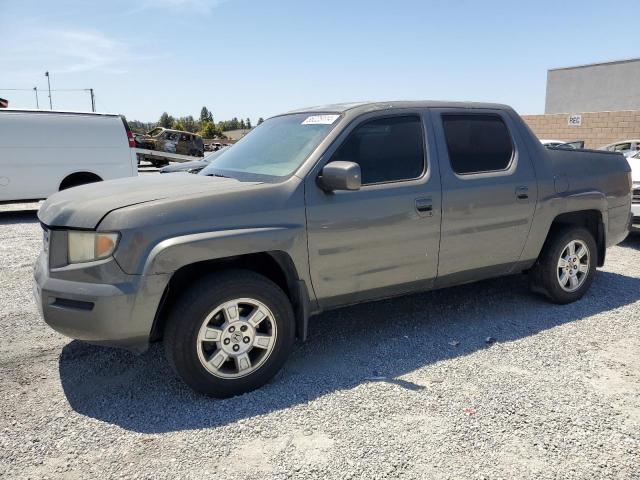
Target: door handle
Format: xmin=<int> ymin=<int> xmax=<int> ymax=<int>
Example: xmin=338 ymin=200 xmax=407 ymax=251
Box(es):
xmin=415 ymin=198 xmax=433 ymax=217
xmin=515 ymin=186 xmax=529 ymax=200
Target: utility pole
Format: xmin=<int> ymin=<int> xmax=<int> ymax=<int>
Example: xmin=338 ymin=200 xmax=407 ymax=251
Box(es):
xmin=33 ymin=87 xmax=39 ymax=109
xmin=87 ymin=88 xmax=95 ymax=112
xmin=45 ymin=71 xmax=52 ymax=109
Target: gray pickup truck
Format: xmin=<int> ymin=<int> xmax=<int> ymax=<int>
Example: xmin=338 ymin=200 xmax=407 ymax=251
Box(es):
xmin=34 ymin=101 xmax=633 ymax=397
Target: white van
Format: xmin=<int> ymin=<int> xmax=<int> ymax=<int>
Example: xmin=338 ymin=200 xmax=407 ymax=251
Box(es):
xmin=0 ymin=110 xmax=138 ymax=202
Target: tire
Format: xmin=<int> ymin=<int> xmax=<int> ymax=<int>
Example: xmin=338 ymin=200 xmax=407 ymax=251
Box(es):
xmin=164 ymin=270 xmax=295 ymax=397
xmin=529 ymin=226 xmax=597 ymax=304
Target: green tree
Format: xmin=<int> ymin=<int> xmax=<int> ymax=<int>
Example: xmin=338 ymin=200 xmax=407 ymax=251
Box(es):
xmin=257 ymin=117 xmax=264 ymax=125
xmin=200 ymin=106 xmax=213 ymax=123
xmin=174 ymin=115 xmax=198 ymax=132
xmin=158 ymin=112 xmax=174 ymax=128
xmin=199 ymin=121 xmax=219 ymax=139
xmin=239 ymin=119 xmax=246 ymax=130
xmin=246 ymin=118 xmax=252 ymax=129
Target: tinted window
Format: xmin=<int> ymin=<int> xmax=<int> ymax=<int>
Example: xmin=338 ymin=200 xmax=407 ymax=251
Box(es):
xmin=332 ymin=116 xmax=424 ymax=184
xmin=442 ymin=114 xmax=513 ymax=174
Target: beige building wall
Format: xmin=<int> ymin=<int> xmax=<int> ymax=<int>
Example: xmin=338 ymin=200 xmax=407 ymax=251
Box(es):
xmin=521 ymin=110 xmax=640 ymax=149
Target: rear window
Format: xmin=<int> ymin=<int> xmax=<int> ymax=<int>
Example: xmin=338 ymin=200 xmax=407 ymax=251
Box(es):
xmin=442 ymin=114 xmax=513 ymax=175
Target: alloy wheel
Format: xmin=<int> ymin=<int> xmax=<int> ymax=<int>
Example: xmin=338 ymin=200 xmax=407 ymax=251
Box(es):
xmin=556 ymin=239 xmax=590 ymax=293
xmin=196 ymin=298 xmax=277 ymax=379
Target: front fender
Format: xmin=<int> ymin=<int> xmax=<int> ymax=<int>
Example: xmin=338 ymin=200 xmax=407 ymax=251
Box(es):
xmin=142 ymin=226 xmax=304 ymax=275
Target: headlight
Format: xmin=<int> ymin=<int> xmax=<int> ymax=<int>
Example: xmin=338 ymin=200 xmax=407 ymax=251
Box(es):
xmin=68 ymin=231 xmax=119 ymax=264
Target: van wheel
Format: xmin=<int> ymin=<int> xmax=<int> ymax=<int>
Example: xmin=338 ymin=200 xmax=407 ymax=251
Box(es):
xmin=529 ymin=227 xmax=597 ymax=304
xmin=164 ymin=270 xmax=295 ymax=397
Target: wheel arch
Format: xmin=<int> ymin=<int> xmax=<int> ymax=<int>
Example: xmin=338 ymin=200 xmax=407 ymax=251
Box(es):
xmin=149 ymin=251 xmax=311 ymax=343
xmin=546 ymin=210 xmax=605 ymax=266
xmin=59 ymin=171 xmax=103 ymax=191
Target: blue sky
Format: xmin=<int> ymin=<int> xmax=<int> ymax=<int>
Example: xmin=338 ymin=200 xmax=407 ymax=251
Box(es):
xmin=1 ymin=0 xmax=637 ymax=122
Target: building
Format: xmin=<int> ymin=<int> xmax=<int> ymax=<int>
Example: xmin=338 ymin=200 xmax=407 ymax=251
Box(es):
xmin=522 ymin=58 xmax=640 ymax=149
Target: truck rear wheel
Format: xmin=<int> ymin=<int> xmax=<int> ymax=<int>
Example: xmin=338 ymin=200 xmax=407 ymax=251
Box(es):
xmin=163 ymin=270 xmax=295 ymax=397
xmin=529 ymin=227 xmax=597 ymax=304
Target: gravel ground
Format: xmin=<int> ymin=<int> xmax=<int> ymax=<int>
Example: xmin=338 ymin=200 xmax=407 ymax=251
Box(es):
xmin=1 ymin=207 xmax=639 ymax=479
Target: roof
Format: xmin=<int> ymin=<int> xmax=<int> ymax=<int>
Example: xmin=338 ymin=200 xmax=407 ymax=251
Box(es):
xmin=549 ymin=57 xmax=640 ymax=72
xmin=0 ymin=108 xmax=119 ymax=116
xmin=285 ymin=100 xmax=512 ymax=115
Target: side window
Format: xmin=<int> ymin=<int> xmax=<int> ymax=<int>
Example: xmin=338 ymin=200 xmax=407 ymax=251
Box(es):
xmin=332 ymin=116 xmax=424 ymax=185
xmin=613 ymin=143 xmax=630 ymax=152
xmin=441 ymin=114 xmax=514 ymax=175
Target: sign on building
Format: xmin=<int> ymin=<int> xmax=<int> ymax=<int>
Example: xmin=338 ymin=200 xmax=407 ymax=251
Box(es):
xmin=568 ymin=114 xmax=582 ymax=126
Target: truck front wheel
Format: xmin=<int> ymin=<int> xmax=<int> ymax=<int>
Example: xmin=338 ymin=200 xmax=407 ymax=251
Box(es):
xmin=529 ymin=227 xmax=597 ymax=304
xmin=164 ymin=270 xmax=295 ymax=397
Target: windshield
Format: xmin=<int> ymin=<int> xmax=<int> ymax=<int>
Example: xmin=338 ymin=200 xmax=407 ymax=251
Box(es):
xmin=200 ymin=113 xmax=339 ymax=180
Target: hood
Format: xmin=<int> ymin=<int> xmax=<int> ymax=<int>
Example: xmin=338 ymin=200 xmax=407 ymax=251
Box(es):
xmin=38 ymin=173 xmax=260 ymax=229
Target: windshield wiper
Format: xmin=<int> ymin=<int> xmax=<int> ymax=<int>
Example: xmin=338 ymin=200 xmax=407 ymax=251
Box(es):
xmin=206 ymin=172 xmax=229 ymax=178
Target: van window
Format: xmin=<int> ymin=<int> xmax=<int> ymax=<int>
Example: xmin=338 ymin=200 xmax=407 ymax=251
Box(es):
xmin=332 ymin=116 xmax=424 ymax=185
xmin=442 ymin=114 xmax=513 ymax=175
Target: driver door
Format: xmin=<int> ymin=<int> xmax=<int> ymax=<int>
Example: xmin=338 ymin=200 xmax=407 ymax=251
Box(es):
xmin=304 ymin=111 xmax=442 ymax=308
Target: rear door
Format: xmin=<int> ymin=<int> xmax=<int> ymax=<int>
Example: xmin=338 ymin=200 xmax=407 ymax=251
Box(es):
xmin=430 ymin=108 xmax=537 ymax=286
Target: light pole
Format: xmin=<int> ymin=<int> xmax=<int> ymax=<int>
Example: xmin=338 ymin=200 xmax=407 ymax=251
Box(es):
xmin=45 ymin=71 xmax=52 ymax=109
xmin=33 ymin=87 xmax=39 ymax=109
xmin=86 ymin=88 xmax=95 ymax=112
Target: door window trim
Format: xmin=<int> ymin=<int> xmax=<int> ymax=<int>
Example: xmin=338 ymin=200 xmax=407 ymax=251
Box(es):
xmin=316 ymin=111 xmax=430 ymax=189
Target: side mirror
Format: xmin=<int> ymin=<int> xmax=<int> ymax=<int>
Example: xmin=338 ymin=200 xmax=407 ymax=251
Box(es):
xmin=318 ymin=161 xmax=361 ymax=192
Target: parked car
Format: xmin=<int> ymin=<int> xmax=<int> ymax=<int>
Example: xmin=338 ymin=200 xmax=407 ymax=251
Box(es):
xmin=159 ymin=148 xmax=227 ymax=174
xmin=0 ymin=109 xmax=137 ymax=203
xmin=34 ymin=101 xmax=632 ymax=397
xmin=135 ymin=128 xmax=204 ymax=158
xmin=540 ymin=139 xmax=568 ymax=147
xmin=205 ymin=142 xmax=226 ymax=152
xmin=540 ymin=139 xmax=585 ymax=149
xmin=628 ymin=151 xmax=640 ymax=230
xmin=601 ymin=139 xmax=640 ymax=157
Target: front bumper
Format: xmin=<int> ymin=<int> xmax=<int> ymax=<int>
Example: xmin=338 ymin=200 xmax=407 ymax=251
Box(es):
xmin=33 ymin=251 xmax=169 ymax=352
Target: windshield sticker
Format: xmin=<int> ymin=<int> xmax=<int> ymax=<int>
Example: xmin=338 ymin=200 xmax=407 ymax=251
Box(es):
xmin=302 ymin=114 xmax=340 ymax=125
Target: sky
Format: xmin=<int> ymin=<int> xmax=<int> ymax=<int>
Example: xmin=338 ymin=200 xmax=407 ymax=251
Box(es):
xmin=1 ymin=0 xmax=638 ymax=123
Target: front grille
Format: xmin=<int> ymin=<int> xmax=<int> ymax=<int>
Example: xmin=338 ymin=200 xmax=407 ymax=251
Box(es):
xmin=634 ymin=188 xmax=640 ymax=204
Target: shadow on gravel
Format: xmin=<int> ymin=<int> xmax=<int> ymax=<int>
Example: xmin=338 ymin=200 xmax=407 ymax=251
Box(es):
xmin=618 ymin=232 xmax=640 ymax=251
xmin=59 ymin=269 xmax=640 ymax=434
xmin=0 ymin=210 xmax=39 ymax=224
